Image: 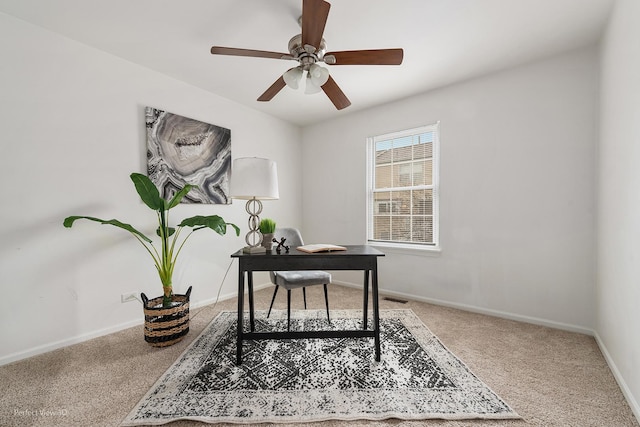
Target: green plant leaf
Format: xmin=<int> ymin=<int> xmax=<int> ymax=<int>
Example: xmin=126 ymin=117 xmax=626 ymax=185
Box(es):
xmin=166 ymin=184 xmax=195 ymax=210
xmin=157 ymin=226 xmax=176 ymax=237
xmin=63 ymin=216 xmax=153 ymax=243
xmin=179 ymin=215 xmax=240 ymax=236
xmin=259 ymin=218 xmax=276 ymax=234
xmin=130 ymin=173 xmax=164 ymax=211
xmin=63 ymin=172 xmax=241 ymax=300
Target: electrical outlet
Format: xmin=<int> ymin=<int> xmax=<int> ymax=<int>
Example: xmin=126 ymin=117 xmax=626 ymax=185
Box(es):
xmin=121 ymin=292 xmax=138 ymax=303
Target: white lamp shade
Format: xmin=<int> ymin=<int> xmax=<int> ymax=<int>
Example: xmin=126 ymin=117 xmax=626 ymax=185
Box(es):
xmin=283 ymin=67 xmax=303 ymax=89
xmin=231 ymin=157 xmax=279 ymax=200
xmin=305 ymin=74 xmax=322 ymax=94
xmin=309 ymin=64 xmax=330 ymax=86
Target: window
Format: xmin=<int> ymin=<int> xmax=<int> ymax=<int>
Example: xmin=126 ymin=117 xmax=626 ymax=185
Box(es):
xmin=367 ymin=124 xmax=439 ymax=249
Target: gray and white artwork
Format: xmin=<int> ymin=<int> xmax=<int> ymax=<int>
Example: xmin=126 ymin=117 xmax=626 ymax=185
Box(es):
xmin=145 ymin=107 xmax=231 ymax=204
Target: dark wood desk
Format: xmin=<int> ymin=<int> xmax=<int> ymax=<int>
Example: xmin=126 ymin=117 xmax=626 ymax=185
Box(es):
xmin=231 ymin=245 xmax=385 ymax=365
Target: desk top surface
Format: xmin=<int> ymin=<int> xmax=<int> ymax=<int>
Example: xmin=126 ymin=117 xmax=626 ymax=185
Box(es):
xmin=231 ymin=244 xmax=384 ymax=258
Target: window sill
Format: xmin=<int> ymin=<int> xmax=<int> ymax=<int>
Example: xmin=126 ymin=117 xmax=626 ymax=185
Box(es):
xmin=369 ymin=241 xmax=441 ymax=257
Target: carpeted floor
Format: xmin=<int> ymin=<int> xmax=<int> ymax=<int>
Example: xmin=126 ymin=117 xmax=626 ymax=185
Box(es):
xmin=0 ymin=284 xmax=638 ymax=427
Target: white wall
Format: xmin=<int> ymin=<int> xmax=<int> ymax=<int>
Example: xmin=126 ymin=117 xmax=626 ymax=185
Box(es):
xmin=597 ymin=0 xmax=640 ymax=417
xmin=302 ymin=47 xmax=599 ymax=332
xmin=0 ymin=13 xmax=302 ymax=364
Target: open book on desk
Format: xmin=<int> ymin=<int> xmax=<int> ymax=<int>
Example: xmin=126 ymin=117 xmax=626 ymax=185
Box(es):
xmin=296 ymin=244 xmax=347 ymax=253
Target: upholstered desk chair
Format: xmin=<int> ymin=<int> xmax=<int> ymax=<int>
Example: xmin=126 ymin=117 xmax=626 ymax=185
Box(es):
xmin=267 ymin=227 xmax=331 ymax=331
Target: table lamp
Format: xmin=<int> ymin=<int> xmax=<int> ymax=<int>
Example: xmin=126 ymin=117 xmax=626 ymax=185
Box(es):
xmin=231 ymin=157 xmax=279 ymax=253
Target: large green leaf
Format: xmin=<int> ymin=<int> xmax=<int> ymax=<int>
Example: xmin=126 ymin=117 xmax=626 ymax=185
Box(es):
xmin=156 ymin=226 xmax=176 ymax=237
xmin=166 ymin=183 xmax=195 ymax=210
xmin=63 ymin=216 xmax=153 ymax=243
xmin=179 ymin=215 xmax=240 ymax=236
xmin=130 ymin=173 xmax=164 ymax=211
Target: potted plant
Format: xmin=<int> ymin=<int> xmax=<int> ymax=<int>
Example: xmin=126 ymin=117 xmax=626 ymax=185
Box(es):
xmin=63 ymin=173 xmax=240 ymax=346
xmin=259 ymin=218 xmax=276 ymax=250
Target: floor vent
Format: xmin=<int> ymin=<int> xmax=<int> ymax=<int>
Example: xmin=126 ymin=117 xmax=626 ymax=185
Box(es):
xmin=383 ymin=296 xmax=408 ymax=304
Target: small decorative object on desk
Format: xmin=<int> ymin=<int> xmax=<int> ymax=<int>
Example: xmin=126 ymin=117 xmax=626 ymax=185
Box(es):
xmin=274 ymin=237 xmax=289 ymax=253
xmin=259 ymin=218 xmax=276 ymax=250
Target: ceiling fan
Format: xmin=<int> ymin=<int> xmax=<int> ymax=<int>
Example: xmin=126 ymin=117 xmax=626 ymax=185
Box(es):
xmin=210 ymin=0 xmax=403 ymax=110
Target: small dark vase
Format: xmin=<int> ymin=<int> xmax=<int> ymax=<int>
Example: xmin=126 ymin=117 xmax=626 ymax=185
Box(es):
xmin=141 ymin=286 xmax=192 ymax=347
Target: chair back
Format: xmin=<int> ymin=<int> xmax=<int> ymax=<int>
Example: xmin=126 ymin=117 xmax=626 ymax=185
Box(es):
xmin=274 ymin=227 xmax=304 ymax=247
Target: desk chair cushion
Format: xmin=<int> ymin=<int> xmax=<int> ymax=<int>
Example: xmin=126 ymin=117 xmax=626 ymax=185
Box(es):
xmin=270 ymin=270 xmax=332 ymax=289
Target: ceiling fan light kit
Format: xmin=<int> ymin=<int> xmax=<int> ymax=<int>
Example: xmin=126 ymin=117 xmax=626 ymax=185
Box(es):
xmin=284 ymin=63 xmax=329 ymax=94
xmin=210 ymin=0 xmax=403 ymax=110
xmin=304 ymin=74 xmax=322 ymax=94
xmin=309 ymin=64 xmax=330 ymax=86
xmin=283 ymin=67 xmax=303 ymax=89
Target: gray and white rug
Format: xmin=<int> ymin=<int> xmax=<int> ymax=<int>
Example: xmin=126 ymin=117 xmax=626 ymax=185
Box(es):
xmin=122 ymin=309 xmax=519 ymax=425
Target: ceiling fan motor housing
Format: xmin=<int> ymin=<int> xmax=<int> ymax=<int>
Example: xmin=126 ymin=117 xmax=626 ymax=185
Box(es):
xmin=288 ymin=34 xmax=327 ymax=70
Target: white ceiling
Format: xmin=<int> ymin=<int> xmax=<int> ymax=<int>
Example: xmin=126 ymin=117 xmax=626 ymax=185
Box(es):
xmin=0 ymin=0 xmax=614 ymax=127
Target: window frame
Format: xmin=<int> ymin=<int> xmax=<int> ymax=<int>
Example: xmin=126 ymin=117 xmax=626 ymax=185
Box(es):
xmin=366 ymin=123 xmax=440 ymax=253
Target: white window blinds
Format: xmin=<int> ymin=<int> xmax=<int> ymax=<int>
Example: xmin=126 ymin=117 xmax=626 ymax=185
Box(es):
xmin=367 ymin=123 xmax=439 ymax=248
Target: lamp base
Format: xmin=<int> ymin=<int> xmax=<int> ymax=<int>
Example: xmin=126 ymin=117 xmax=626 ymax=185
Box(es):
xmin=242 ymin=245 xmax=267 ymax=254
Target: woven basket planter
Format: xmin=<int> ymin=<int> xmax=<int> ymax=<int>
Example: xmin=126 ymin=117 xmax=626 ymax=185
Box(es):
xmin=141 ymin=286 xmax=192 ymax=347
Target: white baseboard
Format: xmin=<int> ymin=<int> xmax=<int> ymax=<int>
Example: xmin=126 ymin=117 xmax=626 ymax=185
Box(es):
xmin=593 ymin=332 xmax=640 ymax=422
xmin=333 ymin=280 xmax=594 ymax=335
xmin=0 ymin=283 xmax=273 ymax=367
xmin=0 ymin=318 xmax=143 ymax=367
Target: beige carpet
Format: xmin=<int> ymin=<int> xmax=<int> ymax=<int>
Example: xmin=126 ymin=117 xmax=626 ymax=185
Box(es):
xmin=0 ymin=284 xmax=638 ymax=427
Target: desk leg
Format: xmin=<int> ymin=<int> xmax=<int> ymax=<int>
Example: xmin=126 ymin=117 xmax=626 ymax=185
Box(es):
xmin=372 ymin=265 xmax=381 ymax=362
xmin=236 ymin=270 xmax=244 ymax=365
xmin=363 ymin=270 xmax=369 ymax=329
xmin=248 ymin=271 xmax=255 ymax=332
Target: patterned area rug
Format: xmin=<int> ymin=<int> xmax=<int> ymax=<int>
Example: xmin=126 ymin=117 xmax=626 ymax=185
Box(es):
xmin=122 ymin=309 xmax=519 ymax=425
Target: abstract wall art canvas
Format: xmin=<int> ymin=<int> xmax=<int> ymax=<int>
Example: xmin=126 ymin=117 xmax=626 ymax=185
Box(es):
xmin=145 ymin=106 xmax=231 ymax=204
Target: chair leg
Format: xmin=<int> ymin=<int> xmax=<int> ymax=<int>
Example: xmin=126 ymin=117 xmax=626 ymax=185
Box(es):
xmin=323 ymin=283 xmax=331 ymax=324
xmin=267 ymin=285 xmax=279 ymax=318
xmin=302 ymin=287 xmax=307 ymax=309
xmin=287 ymin=289 xmax=292 ymax=332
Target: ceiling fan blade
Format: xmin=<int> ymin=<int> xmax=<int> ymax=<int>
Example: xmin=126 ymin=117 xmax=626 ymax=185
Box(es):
xmin=302 ymin=0 xmax=331 ymax=50
xmin=325 ymin=49 xmax=404 ymax=65
xmin=257 ymin=76 xmax=287 ymax=102
xmin=211 ymin=46 xmax=291 ymax=60
xmin=321 ymin=76 xmax=351 ymax=110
